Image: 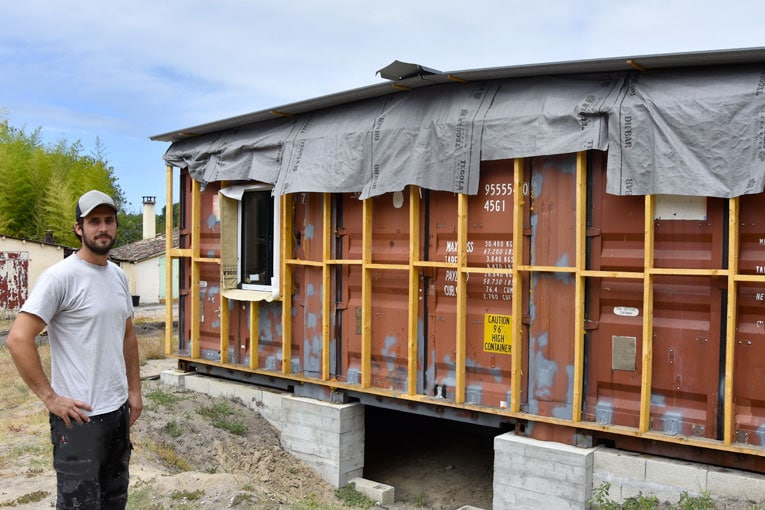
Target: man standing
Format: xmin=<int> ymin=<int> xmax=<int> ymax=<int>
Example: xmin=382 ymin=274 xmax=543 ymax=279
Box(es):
xmin=7 ymin=190 xmax=142 ymax=509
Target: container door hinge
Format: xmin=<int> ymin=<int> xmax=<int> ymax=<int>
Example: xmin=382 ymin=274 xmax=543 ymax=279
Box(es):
xmin=586 ymin=227 xmax=601 ymax=237
xmin=584 ymin=320 xmax=600 ymax=331
xmin=335 ymin=227 xmax=348 ymax=237
xmin=335 ymin=302 xmax=348 ymax=311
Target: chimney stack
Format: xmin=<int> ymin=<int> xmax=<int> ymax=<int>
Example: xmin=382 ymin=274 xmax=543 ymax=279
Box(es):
xmin=142 ymin=196 xmax=156 ymax=240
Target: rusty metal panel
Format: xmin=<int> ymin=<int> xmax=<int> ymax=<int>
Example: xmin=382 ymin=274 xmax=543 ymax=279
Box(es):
xmin=734 ymin=193 xmax=765 ymax=445
xmin=586 ymin=163 xmax=724 ymax=439
xmin=428 ymin=160 xmax=521 ymax=407
xmin=0 ymin=251 xmax=28 ymax=312
xmin=338 ymin=192 xmax=415 ymax=390
xmin=196 ymin=262 xmax=223 ymax=361
xmin=524 ymin=155 xmax=577 ymax=420
xmin=199 ymin=181 xmax=222 ymax=259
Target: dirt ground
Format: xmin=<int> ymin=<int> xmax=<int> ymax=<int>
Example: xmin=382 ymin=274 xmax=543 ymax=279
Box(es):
xmin=0 ymin=319 xmax=494 ymax=509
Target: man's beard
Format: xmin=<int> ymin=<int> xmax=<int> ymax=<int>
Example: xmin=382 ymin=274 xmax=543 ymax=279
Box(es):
xmin=83 ymin=234 xmax=115 ymax=255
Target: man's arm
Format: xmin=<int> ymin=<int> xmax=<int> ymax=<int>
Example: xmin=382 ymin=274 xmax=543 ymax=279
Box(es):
xmin=123 ymin=317 xmax=143 ymax=426
xmin=6 ymin=312 xmax=92 ymax=427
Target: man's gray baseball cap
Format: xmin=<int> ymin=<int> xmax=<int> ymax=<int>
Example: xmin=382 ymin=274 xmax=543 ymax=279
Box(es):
xmin=76 ymin=190 xmax=118 ymax=220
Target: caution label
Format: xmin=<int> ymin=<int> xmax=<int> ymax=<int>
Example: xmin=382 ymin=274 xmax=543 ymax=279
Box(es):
xmin=484 ymin=314 xmax=512 ymax=354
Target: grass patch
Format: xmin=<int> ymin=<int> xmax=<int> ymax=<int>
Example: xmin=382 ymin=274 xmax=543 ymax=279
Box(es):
xmin=170 ymin=488 xmax=205 ymax=501
xmin=136 ymin=438 xmax=193 ymax=472
xmin=145 ymin=387 xmax=184 ymax=410
xmin=334 ymin=482 xmax=376 ymax=509
xmin=0 ymin=490 xmax=50 ymax=507
xmin=164 ymin=419 xmax=184 ymax=438
xmin=136 ymin=327 xmax=167 ymax=363
xmin=198 ymin=401 xmax=247 ymax=436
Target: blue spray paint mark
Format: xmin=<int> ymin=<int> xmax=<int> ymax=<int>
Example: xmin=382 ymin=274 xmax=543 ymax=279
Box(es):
xmin=206 ymin=213 xmax=219 ymax=230
xmin=650 ymin=393 xmax=666 ymax=407
xmin=304 ymin=224 xmax=315 ymax=239
xmin=306 ymin=283 xmax=315 ymax=297
xmin=595 ymin=401 xmax=614 ymax=425
xmin=382 ymin=335 xmax=398 ymax=372
xmin=307 ymin=312 xmax=318 ymax=329
xmin=662 ymin=411 xmax=683 ymax=436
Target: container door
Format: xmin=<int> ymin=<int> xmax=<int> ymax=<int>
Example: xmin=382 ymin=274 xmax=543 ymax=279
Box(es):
xmin=734 ymin=192 xmax=765 ymax=446
xmin=586 ymin=162 xmax=724 ymax=439
xmin=338 ymin=191 xmax=415 ymax=392
xmin=427 ymin=160 xmax=521 ymax=407
xmin=523 ymin=155 xmax=577 ymax=418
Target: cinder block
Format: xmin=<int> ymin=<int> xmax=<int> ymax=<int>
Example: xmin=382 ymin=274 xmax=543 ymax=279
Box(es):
xmin=707 ymin=466 xmax=765 ymax=502
xmin=593 ymin=448 xmax=646 ymax=480
xmin=348 ymin=477 xmax=394 ymax=505
xmin=644 ymin=456 xmax=707 ymax=493
xmin=159 ymin=369 xmax=189 ymax=388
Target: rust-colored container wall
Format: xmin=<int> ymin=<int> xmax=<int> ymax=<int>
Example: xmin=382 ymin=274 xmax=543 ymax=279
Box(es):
xmin=172 ymin=149 xmax=765 ymax=464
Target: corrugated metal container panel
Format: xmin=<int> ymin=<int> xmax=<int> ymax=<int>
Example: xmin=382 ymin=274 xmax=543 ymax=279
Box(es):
xmin=428 ymin=160 xmax=521 ymax=406
xmin=339 ymin=192 xmax=414 ymax=390
xmin=524 ymin=155 xmax=578 ymax=420
xmin=585 ymin=164 xmax=725 ymax=439
xmin=734 ymin=192 xmax=765 ymax=446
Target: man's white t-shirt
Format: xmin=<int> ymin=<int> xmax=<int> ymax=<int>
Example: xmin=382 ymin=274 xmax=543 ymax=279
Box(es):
xmin=21 ymin=253 xmax=134 ymax=416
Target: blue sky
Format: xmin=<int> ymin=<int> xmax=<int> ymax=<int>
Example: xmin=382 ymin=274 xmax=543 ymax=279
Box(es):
xmin=1 ymin=1 xmax=764 ymax=213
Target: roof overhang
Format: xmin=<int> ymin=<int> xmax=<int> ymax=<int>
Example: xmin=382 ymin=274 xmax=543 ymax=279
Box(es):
xmin=150 ymin=47 xmax=765 ymax=143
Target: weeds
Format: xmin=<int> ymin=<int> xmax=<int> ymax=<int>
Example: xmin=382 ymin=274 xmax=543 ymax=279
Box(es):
xmin=334 ymin=482 xmax=376 ymax=508
xmin=145 ymin=387 xmax=184 ymax=409
xmin=0 ymin=490 xmax=49 ymax=507
xmin=198 ymin=401 xmax=247 ymax=435
xmin=170 ymin=488 xmax=205 ymax=501
xmin=590 ymin=482 xmax=723 ymax=509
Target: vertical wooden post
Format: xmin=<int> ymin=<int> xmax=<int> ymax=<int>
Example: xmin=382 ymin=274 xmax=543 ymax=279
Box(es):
xmin=281 ymin=194 xmax=293 ymax=374
xmin=190 ymin=179 xmax=201 ymax=359
xmin=510 ymin=158 xmax=525 ymax=413
xmin=408 ymin=186 xmax=421 ymax=395
xmin=724 ymin=197 xmax=740 ymax=444
xmin=639 ymin=194 xmax=655 ymax=433
xmin=455 ymin=193 xmax=468 ymax=404
xmin=322 ymin=193 xmax=332 ymax=380
xmin=164 ymin=165 xmax=174 ymax=355
xmin=249 ymin=302 xmax=259 ymax=370
xmin=572 ymin=152 xmax=587 ymax=422
xmin=361 ymin=198 xmax=373 ymax=388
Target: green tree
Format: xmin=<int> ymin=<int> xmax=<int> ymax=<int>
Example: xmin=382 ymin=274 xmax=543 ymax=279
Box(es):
xmin=0 ymin=117 xmax=125 ymax=246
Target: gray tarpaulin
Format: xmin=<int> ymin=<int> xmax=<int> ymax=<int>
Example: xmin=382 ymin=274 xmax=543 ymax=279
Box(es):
xmin=163 ymin=64 xmax=765 ymax=198
xmin=607 ymin=65 xmax=765 ymax=197
xmin=480 ymin=74 xmax=622 ymax=161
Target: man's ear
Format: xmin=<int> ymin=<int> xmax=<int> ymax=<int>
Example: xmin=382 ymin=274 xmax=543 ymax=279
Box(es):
xmin=73 ymin=222 xmax=82 ymax=235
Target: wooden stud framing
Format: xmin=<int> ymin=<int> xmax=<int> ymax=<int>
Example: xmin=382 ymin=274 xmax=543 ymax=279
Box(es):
xmin=572 ymin=152 xmax=587 ymax=422
xmin=455 ymin=193 xmax=468 ymax=404
xmin=723 ymin=197 xmax=740 ymax=444
xmin=322 ymin=193 xmax=332 ymax=380
xmin=164 ymin=165 xmax=175 ymax=355
xmin=361 ymin=198 xmax=373 ymax=388
xmin=190 ymin=179 xmax=201 ymax=358
xmin=220 ymin=296 xmax=229 ymax=363
xmin=407 ymin=186 xmax=421 ymax=395
xmin=249 ymin=301 xmax=259 ymax=370
xmin=639 ymin=194 xmax=656 ymax=433
xmin=281 ymin=194 xmax=294 ymax=374
xmin=510 ymin=158 xmax=525 ymax=413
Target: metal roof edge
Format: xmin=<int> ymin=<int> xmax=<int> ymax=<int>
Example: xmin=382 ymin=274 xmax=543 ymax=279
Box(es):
xmin=150 ymin=46 xmax=765 ymax=143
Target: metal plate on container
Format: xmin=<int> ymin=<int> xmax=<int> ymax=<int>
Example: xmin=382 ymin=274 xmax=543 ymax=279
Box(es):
xmin=612 ymin=335 xmax=637 ymax=371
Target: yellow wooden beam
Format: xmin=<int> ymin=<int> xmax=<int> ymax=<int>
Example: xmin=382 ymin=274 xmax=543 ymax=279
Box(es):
xmin=220 ymin=295 xmax=229 ymax=364
xmin=572 ymin=152 xmax=587 ymax=422
xmin=511 ymin=158 xmax=525 ymax=413
xmin=322 ymin=193 xmax=332 ymax=381
xmin=639 ymin=194 xmax=656 ymax=433
xmin=407 ymin=186 xmax=421 ymax=396
xmin=724 ymin=197 xmax=740 ymax=444
xmin=361 ymin=198 xmax=373 ymax=388
xmin=190 ymin=179 xmax=201 ymax=358
xmin=164 ymin=165 xmax=175 ymax=355
xmin=454 ymin=193 xmax=469 ymax=404
xmin=249 ymin=301 xmax=259 ymax=370
xmin=281 ymin=195 xmax=294 ymax=374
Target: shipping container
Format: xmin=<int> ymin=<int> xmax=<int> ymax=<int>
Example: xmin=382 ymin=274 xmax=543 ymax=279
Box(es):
xmin=152 ymin=48 xmax=765 ymax=470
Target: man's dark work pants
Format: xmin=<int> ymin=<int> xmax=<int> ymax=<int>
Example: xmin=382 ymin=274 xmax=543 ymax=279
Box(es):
xmin=49 ymin=402 xmax=131 ymax=509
